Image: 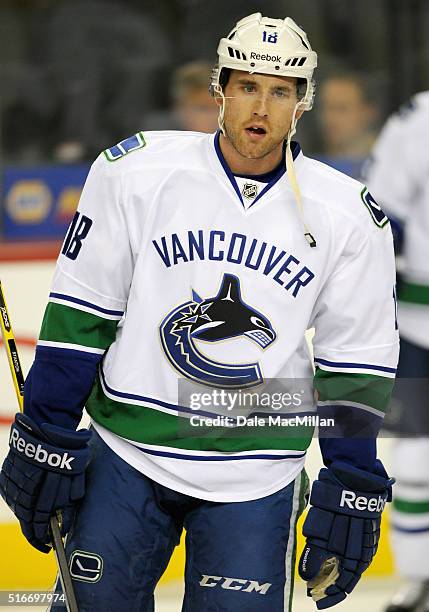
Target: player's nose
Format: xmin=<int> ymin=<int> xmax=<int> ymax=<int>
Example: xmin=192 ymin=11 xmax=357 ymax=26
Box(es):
xmin=252 ymin=94 xmax=269 ymax=117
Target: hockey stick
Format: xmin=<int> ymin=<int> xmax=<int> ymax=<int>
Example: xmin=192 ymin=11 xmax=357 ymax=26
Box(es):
xmin=0 ymin=280 xmax=79 ymax=612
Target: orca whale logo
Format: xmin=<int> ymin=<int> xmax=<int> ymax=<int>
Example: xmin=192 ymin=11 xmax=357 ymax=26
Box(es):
xmin=159 ymin=273 xmax=276 ymax=387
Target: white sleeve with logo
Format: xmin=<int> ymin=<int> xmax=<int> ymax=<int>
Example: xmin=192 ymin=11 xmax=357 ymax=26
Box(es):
xmin=311 ymin=222 xmax=398 ymax=372
xmin=309 ymin=216 xmax=399 ymax=470
xmin=52 ymin=154 xmax=134 ymax=316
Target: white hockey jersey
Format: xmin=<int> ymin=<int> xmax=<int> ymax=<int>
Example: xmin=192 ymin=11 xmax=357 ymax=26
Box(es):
xmin=365 ymin=92 xmax=429 ymax=348
xmin=36 ymin=130 xmax=399 ymax=501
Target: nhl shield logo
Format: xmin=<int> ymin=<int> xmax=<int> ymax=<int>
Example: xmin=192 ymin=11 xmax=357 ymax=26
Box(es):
xmin=242 ymin=183 xmax=258 ymax=200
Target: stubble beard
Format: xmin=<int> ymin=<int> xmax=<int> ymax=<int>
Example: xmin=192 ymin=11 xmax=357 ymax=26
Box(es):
xmin=224 ymin=121 xmax=288 ymax=160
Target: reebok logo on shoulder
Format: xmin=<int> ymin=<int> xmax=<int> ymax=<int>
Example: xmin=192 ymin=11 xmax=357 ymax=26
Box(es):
xmin=340 ymin=489 xmax=386 ymax=513
xmin=10 ymin=428 xmax=75 ymax=470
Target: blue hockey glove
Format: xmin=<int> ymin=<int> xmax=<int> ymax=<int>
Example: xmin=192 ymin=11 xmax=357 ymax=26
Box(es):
xmin=298 ymin=460 xmax=394 ymax=609
xmin=0 ymin=413 xmax=91 ymax=553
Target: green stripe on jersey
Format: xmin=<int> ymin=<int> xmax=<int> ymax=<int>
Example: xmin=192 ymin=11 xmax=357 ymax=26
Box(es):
xmin=314 ymin=369 xmax=394 ymax=413
xmin=398 ymin=281 xmax=429 ymax=306
xmin=393 ymin=498 xmax=429 ymax=514
xmin=40 ymin=303 xmax=118 ymax=350
xmin=86 ymin=376 xmax=314 ymax=452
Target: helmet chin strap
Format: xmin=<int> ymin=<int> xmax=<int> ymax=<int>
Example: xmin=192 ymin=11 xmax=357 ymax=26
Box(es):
xmin=286 ymin=102 xmax=317 ymax=248
xmin=213 ymin=83 xmax=234 ymax=135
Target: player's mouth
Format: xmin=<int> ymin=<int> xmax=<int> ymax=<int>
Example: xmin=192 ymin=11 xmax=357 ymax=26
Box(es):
xmin=245 ymin=125 xmax=267 ymax=140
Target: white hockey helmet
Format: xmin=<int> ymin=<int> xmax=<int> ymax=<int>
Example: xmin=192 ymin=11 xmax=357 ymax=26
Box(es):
xmin=211 ymin=13 xmax=317 ymax=111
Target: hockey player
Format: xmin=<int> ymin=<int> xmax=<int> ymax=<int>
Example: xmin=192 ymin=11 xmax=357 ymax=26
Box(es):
xmin=365 ymin=92 xmax=429 ymax=612
xmin=0 ymin=13 xmax=398 ymax=611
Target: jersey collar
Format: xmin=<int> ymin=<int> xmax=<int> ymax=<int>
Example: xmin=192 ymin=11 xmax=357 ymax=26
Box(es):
xmin=212 ymin=130 xmax=301 ymax=209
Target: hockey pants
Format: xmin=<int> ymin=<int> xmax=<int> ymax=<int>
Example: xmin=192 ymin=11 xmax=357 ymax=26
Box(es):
xmin=51 ymin=430 xmax=309 ymax=611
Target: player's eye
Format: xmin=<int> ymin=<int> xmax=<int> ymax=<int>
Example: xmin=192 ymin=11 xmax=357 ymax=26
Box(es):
xmin=273 ymin=89 xmax=288 ymax=99
xmin=243 ymin=85 xmax=256 ymax=93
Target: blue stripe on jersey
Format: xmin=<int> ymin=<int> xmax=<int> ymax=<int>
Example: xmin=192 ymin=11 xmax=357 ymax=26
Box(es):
xmin=132 ymin=444 xmax=306 ymax=461
xmin=100 ymin=368 xmax=223 ymax=420
xmin=214 ymin=131 xmax=244 ymax=203
xmin=388 ymin=213 xmax=404 ymax=254
xmin=314 ymin=357 xmax=396 ymax=374
xmin=50 ymin=292 xmax=124 ymax=317
xmin=37 ymin=343 xmax=103 ymax=361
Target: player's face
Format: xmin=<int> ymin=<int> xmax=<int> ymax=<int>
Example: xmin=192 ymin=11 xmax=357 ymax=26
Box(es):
xmin=221 ymin=70 xmax=302 ymax=161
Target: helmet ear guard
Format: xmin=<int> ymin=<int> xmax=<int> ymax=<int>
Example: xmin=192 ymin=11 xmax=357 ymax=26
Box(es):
xmin=208 ymin=65 xmax=224 ymax=98
xmin=298 ymin=77 xmax=316 ymax=111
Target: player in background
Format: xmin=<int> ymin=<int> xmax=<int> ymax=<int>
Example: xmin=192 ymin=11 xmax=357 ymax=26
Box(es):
xmin=143 ymin=61 xmax=219 ymax=133
xmin=365 ymin=93 xmax=429 ymax=612
xmin=0 ymin=13 xmax=398 ymax=611
xmin=317 ymin=71 xmax=380 ymax=179
xmin=169 ymin=61 xmax=219 ymax=132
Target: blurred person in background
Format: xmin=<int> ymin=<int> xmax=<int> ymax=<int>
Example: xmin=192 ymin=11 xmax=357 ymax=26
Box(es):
xmin=171 ymin=61 xmax=218 ymax=132
xmin=365 ymin=92 xmax=429 ymax=612
xmin=144 ymin=61 xmax=218 ymax=132
xmin=316 ymin=72 xmax=380 ymax=177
